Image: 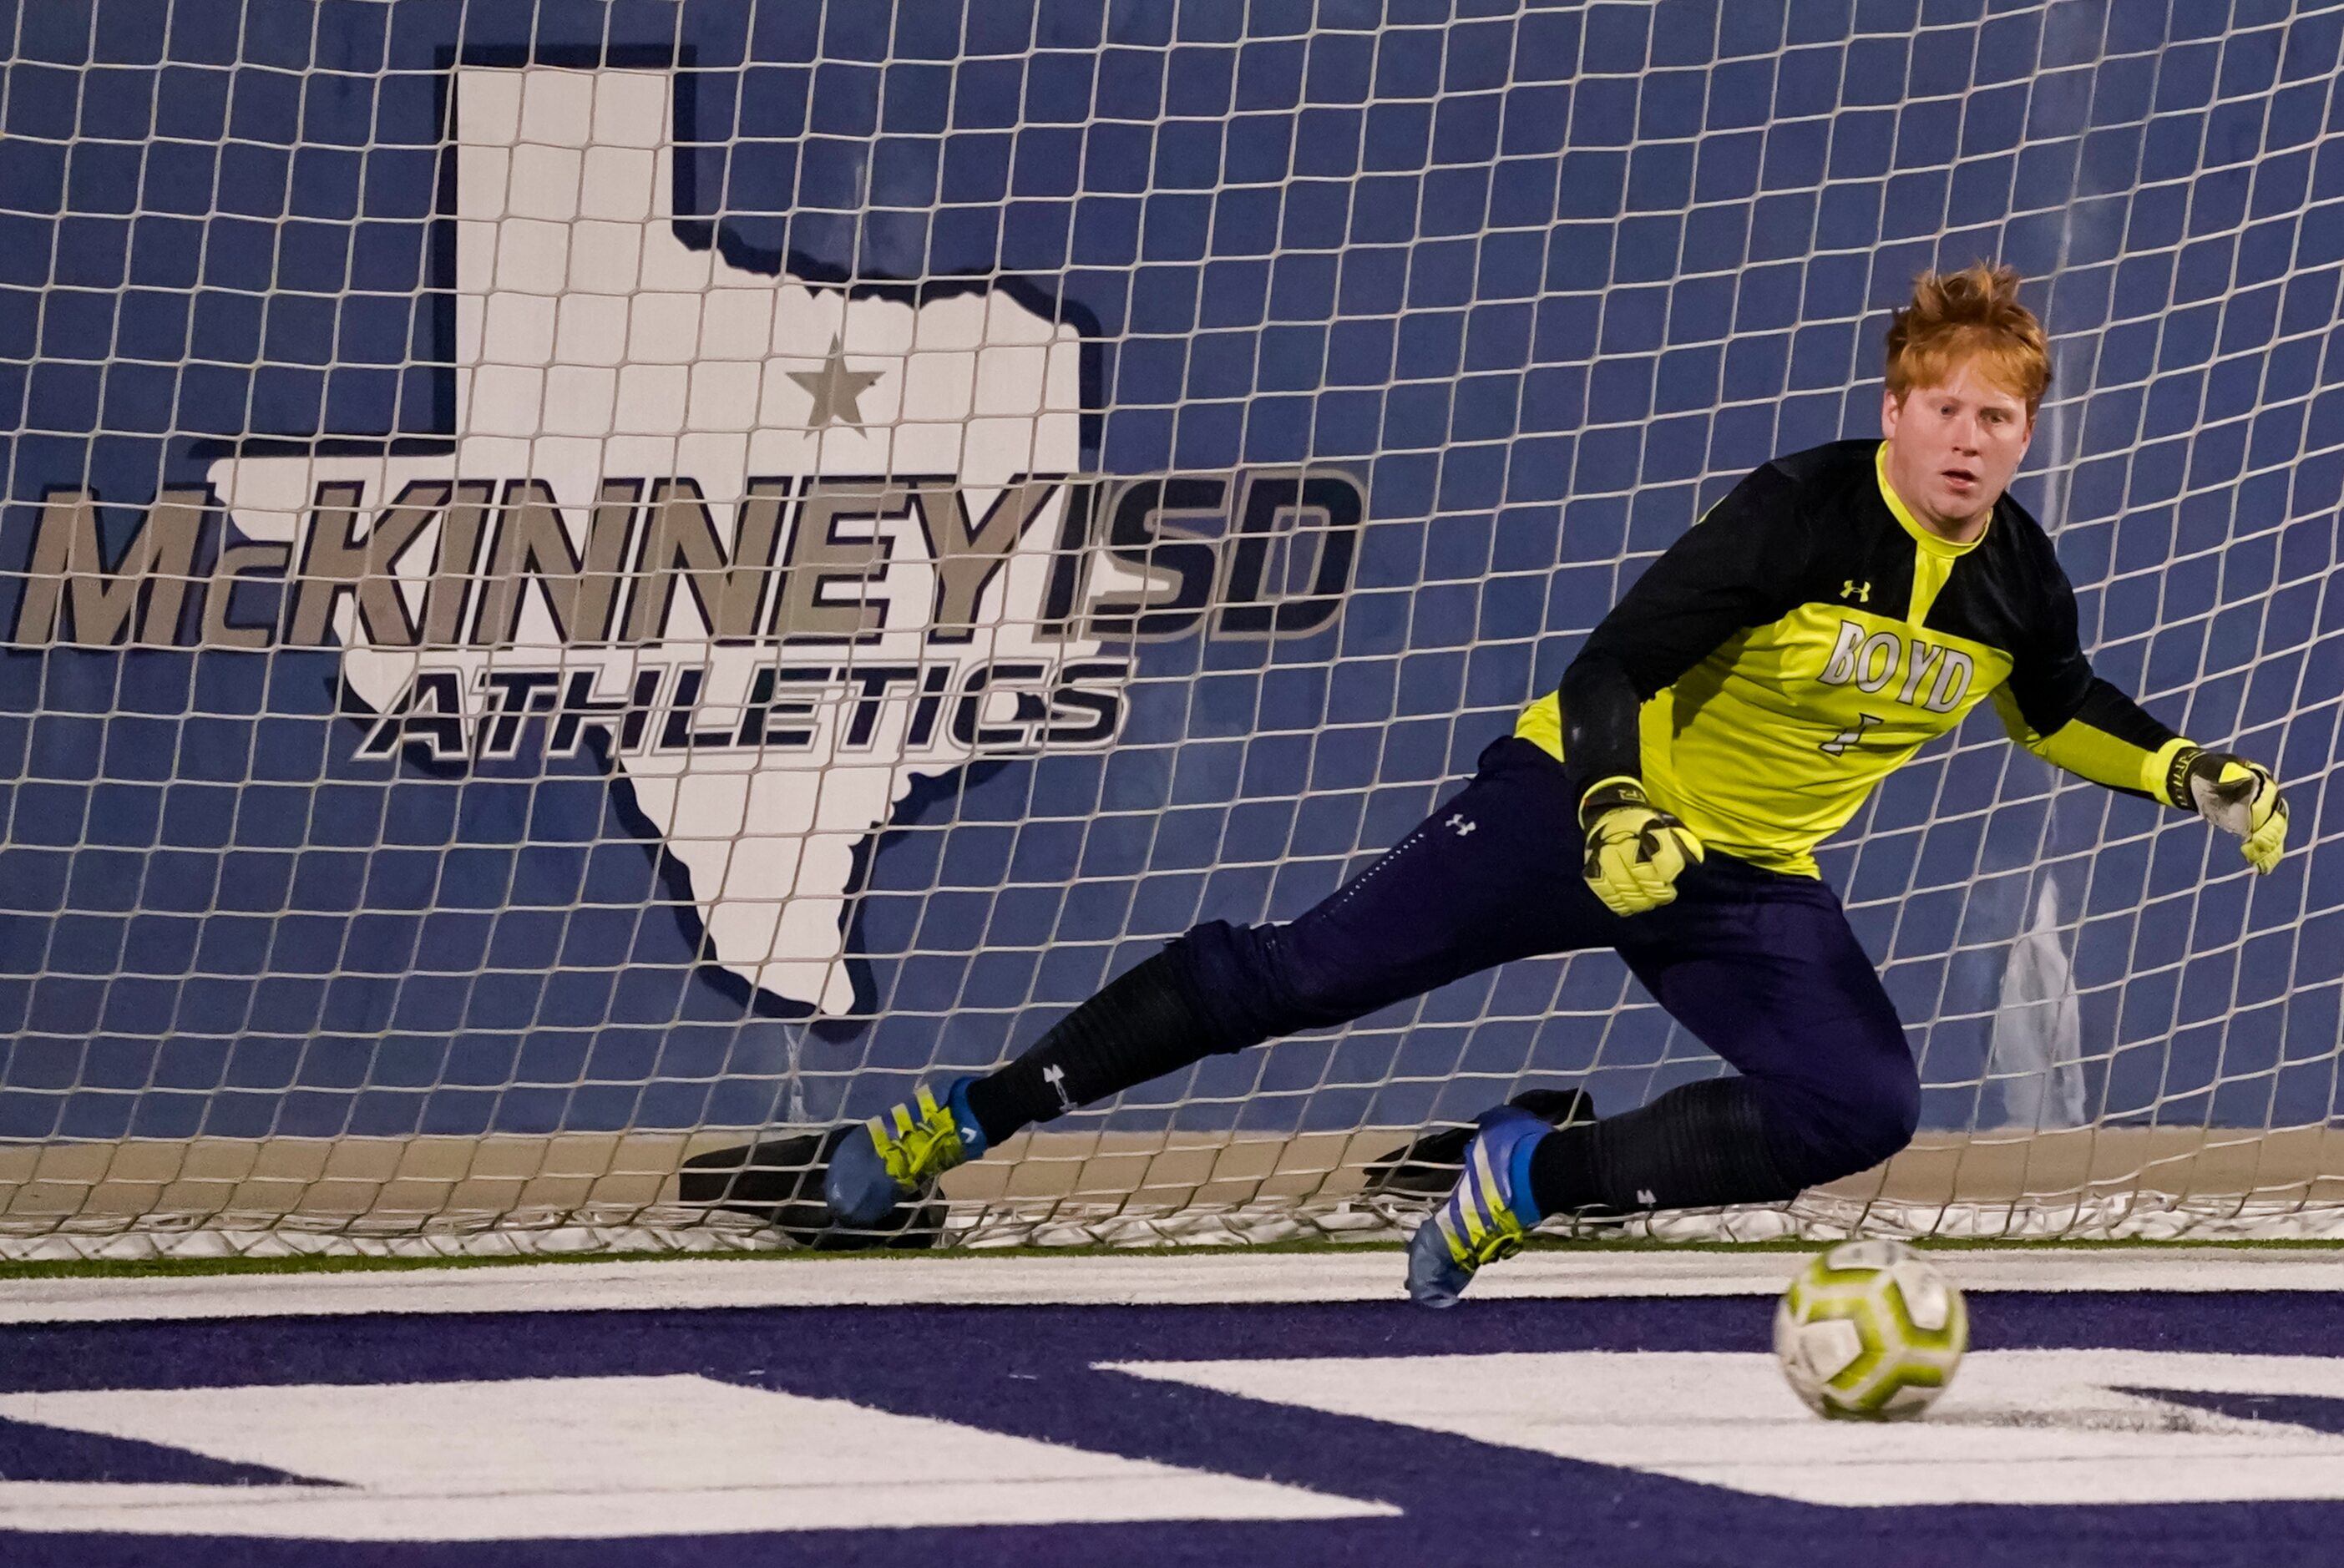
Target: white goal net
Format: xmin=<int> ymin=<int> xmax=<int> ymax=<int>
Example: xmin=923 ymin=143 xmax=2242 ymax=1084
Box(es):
xmin=2 ymin=2 xmax=2340 ymax=1259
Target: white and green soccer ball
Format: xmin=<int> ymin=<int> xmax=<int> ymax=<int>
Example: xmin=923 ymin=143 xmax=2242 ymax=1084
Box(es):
xmin=1773 ymin=1240 xmax=1967 ymax=1420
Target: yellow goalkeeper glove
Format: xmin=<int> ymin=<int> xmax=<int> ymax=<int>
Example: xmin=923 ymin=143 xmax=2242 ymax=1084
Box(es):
xmin=2172 ymin=748 xmax=2290 ymax=874
xmin=1579 ymin=776 xmax=1704 ymax=916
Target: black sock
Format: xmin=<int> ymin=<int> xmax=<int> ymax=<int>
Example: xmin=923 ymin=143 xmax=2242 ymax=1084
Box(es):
xmin=960 ymin=947 xmax=1248 ymax=1146
xmin=1526 ymin=1076 xmax=1803 ymax=1217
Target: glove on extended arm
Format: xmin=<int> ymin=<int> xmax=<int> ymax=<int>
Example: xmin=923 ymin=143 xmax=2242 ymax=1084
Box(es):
xmin=2168 ymin=747 xmax=2289 ymax=874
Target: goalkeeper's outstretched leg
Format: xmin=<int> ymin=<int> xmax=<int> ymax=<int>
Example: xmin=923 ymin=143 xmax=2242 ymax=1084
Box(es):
xmin=824 ymin=736 xmax=1581 ymax=1226
xmin=823 ymin=739 xmax=1920 ymax=1243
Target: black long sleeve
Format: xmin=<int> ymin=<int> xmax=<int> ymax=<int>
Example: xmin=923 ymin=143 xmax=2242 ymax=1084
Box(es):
xmin=1557 ymin=648 xmax=1645 ymax=799
xmin=1988 ymin=523 xmax=2187 ymax=804
xmin=1557 ymin=464 xmax=1815 ymax=799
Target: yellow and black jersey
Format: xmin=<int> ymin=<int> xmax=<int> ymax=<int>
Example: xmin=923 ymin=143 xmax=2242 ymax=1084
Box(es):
xmin=1516 ymin=438 xmax=2195 ymax=878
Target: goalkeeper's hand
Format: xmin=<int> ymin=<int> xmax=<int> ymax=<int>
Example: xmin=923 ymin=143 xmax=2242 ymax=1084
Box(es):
xmin=1580 ymin=777 xmax=1704 ymax=915
xmin=2174 ymin=748 xmax=2290 ymax=874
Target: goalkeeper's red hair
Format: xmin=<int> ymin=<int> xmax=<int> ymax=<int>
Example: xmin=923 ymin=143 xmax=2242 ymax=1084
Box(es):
xmin=1877 ymin=261 xmax=2046 ymax=540
xmin=1884 ymin=261 xmax=2051 ymax=416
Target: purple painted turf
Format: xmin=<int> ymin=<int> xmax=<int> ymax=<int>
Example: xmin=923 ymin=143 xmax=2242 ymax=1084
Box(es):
xmin=0 ymin=1414 xmax=337 ymax=1488
xmin=4 ymin=1292 xmax=2344 ymax=1566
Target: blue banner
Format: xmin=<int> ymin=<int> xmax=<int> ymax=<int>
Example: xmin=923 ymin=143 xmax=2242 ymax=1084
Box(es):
xmin=2 ymin=1 xmax=2337 ymax=1148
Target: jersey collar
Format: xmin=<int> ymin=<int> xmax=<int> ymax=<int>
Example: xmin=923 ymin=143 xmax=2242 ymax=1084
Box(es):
xmin=1875 ymin=442 xmax=1988 ymax=559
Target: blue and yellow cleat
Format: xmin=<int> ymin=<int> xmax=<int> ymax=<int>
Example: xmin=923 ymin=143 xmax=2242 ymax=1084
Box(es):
xmin=824 ymin=1079 xmax=988 ymax=1228
xmin=1405 ymin=1105 xmax=1549 ymax=1308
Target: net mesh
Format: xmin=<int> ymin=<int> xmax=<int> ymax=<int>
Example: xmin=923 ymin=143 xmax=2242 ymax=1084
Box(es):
xmin=2 ymin=1 xmax=2341 ymax=1259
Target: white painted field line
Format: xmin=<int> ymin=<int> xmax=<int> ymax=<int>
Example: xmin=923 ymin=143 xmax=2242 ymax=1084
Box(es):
xmin=4 ymin=1247 xmax=2344 ymax=1325
xmin=0 ymin=1375 xmax=1390 ymax=1536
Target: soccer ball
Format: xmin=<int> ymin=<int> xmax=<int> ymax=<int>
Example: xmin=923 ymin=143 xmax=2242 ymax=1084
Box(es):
xmin=1773 ymin=1240 xmax=1967 ymax=1420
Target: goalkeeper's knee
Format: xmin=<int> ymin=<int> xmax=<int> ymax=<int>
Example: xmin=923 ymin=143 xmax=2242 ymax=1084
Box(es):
xmin=1769 ymin=1055 xmax=1922 ymax=1187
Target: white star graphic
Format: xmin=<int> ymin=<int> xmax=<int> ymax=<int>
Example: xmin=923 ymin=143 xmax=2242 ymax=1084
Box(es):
xmin=786 ymin=336 xmax=884 ymax=430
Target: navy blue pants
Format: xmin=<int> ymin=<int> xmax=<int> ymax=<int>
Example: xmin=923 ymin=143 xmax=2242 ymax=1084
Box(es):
xmin=1177 ymin=737 xmax=1921 ymax=1186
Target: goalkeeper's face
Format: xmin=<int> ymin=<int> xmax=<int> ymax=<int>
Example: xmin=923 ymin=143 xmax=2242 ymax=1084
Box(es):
xmin=1879 ymin=358 xmax=2035 ymax=539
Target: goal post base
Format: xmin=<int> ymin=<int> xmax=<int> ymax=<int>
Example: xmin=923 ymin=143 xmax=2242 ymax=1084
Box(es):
xmin=7 ymin=1125 xmax=2344 ymax=1262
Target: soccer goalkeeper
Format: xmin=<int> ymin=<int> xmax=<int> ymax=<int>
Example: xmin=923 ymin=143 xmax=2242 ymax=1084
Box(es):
xmin=822 ymin=263 xmax=2290 ymax=1305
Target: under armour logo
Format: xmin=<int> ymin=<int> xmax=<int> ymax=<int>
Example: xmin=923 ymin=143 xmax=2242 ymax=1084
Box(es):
xmin=1445 ymin=813 xmax=1476 ymax=837
xmin=1841 ymin=579 xmax=1871 ymax=603
xmin=1041 ymin=1063 xmax=1076 ymax=1114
